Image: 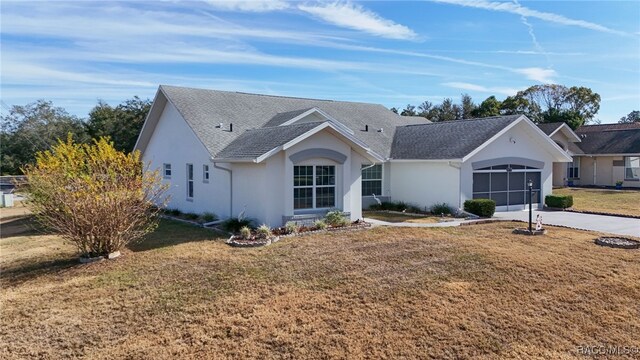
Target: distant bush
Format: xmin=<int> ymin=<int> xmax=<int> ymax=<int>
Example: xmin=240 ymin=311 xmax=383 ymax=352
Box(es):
xmin=463 ymin=199 xmax=496 ymax=217
xmin=545 ymin=194 xmax=573 ymax=209
xmin=184 ymin=212 xmax=199 ymax=220
xmin=430 ymin=202 xmax=452 ymax=215
xmin=200 ymin=212 xmax=218 ymax=222
xmin=314 ymin=219 xmax=327 ymax=230
xmin=239 ymin=226 xmax=251 ymax=239
xmin=168 ymin=208 xmax=182 ymax=216
xmin=223 ymin=217 xmax=254 ymax=233
xmin=369 ymin=201 xmax=424 ymax=214
xmin=285 ymin=221 xmax=299 ymax=234
xmin=324 ymin=210 xmax=350 ymax=227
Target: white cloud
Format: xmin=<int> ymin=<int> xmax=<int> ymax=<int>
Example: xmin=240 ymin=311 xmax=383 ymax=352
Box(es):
xmin=430 ymin=0 xmax=629 ymax=36
xmin=514 ymin=67 xmax=557 ymax=83
xmin=442 ymin=82 xmax=518 ymax=96
xmin=205 ymin=0 xmax=289 ymax=12
xmin=298 ymin=1 xmax=417 ymax=40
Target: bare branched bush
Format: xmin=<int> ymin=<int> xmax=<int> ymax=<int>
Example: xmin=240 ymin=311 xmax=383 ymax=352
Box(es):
xmin=23 ymin=135 xmax=168 ymax=258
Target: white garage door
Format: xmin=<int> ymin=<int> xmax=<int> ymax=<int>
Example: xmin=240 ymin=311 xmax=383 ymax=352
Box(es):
xmin=473 ymin=164 xmax=541 ymax=211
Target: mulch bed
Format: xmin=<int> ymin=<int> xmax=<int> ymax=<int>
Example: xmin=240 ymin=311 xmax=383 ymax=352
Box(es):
xmin=595 ymin=237 xmax=640 ymax=249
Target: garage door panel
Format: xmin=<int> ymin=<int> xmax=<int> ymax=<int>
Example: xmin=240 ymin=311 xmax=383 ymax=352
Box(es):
xmin=473 ymin=192 xmax=490 ymax=199
xmin=526 ymin=172 xmax=541 ymax=189
xmin=509 ymin=172 xmax=525 ymax=190
xmin=491 ymin=173 xmax=508 ymax=191
xmin=508 ymin=191 xmax=525 ymax=205
xmin=490 ymin=192 xmax=507 ymax=206
xmin=473 ymin=173 xmax=490 ymax=192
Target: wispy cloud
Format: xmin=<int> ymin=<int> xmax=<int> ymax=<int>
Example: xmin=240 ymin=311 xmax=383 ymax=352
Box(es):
xmin=512 ymin=0 xmax=551 ymax=67
xmin=430 ymin=0 xmax=629 ymax=36
xmin=514 ymin=67 xmax=557 ymax=83
xmin=205 ymin=0 xmax=289 ymax=12
xmin=298 ymin=1 xmax=418 ymax=40
xmin=442 ymin=82 xmax=518 ymax=96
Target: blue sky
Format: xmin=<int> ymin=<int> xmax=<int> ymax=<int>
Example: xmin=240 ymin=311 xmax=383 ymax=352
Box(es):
xmin=1 ymin=0 xmax=638 ymax=123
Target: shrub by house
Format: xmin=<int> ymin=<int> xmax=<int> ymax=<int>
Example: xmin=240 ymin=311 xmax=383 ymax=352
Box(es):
xmin=464 ymin=199 xmax=496 ymax=217
xmin=545 ymin=194 xmax=574 ymax=209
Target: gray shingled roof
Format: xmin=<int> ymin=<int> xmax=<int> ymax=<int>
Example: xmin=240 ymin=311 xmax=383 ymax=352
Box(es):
xmin=160 ymin=85 xmax=426 ymax=158
xmin=215 ymin=122 xmax=324 ymax=159
xmin=536 ymin=122 xmax=564 ymax=135
xmin=575 ymin=124 xmax=640 ymax=154
xmin=390 ymin=115 xmax=522 ymax=160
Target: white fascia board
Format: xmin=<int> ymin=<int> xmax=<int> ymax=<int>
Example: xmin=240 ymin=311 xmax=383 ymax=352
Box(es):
xmin=576 ymin=153 xmax=640 ymax=157
xmin=133 ymin=87 xmax=165 ymax=154
xmin=550 ymin=123 xmax=581 ymax=143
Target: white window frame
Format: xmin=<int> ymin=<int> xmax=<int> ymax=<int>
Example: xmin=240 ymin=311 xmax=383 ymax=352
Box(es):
xmin=361 ymin=164 xmax=383 ymax=196
xmin=186 ymin=163 xmax=194 ymax=200
xmin=293 ymin=165 xmax=336 ymax=210
xmin=624 ymin=156 xmax=640 ymax=180
xmin=203 ymin=164 xmax=210 ymax=183
xmin=163 ymin=163 xmax=172 ymax=179
xmin=567 ymin=157 xmax=580 ymax=179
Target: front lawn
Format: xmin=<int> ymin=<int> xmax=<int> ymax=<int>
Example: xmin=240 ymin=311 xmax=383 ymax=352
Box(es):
xmin=1 ymin=216 xmax=639 ymax=359
xmin=554 ymin=187 xmax=640 ymax=216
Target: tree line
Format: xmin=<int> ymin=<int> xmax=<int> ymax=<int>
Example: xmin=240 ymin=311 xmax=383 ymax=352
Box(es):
xmin=1 ymin=97 xmax=151 ymax=175
xmin=392 ymin=84 xmax=636 ymax=129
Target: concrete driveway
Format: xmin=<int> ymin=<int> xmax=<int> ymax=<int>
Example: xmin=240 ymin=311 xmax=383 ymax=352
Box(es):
xmin=494 ymin=210 xmax=640 ymax=237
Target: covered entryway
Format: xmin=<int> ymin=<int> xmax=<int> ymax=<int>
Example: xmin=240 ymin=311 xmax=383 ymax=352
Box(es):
xmin=472 ymin=163 xmax=542 ymax=211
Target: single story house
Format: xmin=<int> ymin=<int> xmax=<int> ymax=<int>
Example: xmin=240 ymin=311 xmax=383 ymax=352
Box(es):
xmin=134 ymin=85 xmax=571 ymax=227
xmin=537 ymin=122 xmax=640 ymax=188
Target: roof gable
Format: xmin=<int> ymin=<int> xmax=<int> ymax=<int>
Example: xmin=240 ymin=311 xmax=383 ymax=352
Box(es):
xmin=575 ymin=124 xmax=640 ymax=155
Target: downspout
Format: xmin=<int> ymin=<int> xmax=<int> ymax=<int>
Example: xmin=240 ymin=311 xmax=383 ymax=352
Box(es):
xmin=213 ymin=161 xmax=233 ymax=218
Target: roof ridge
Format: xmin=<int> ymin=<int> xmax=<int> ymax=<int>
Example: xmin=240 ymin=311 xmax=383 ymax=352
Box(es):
xmin=160 ymin=84 xmax=388 ymax=107
xmin=399 ymin=115 xmax=519 ymax=128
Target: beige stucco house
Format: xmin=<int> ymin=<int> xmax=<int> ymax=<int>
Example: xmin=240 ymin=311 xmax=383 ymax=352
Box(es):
xmin=538 ymin=122 xmax=640 ymax=188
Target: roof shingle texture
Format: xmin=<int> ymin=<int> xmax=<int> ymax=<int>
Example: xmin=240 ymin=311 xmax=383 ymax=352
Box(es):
xmin=536 ymin=122 xmax=564 ymax=135
xmin=390 ymin=115 xmax=522 ymax=159
xmin=215 ymin=122 xmax=324 ymax=159
xmin=160 ymin=85 xmax=426 ymax=158
xmin=575 ymin=124 xmax=640 ymax=154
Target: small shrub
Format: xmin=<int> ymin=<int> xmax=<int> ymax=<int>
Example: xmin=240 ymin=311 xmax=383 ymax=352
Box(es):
xmin=285 ymin=221 xmax=299 ymax=234
xmin=223 ymin=217 xmax=254 ymax=233
xmin=168 ymin=208 xmax=182 ymax=216
xmin=431 ymin=202 xmax=452 ymax=215
xmin=201 ymin=212 xmax=217 ymax=222
xmin=369 ymin=201 xmax=424 ymax=213
xmin=464 ymin=199 xmax=496 ymax=217
xmin=184 ymin=212 xmax=199 ymax=220
xmin=545 ymin=194 xmax=573 ymax=209
xmin=324 ymin=210 xmax=349 ymax=227
xmin=239 ymin=226 xmax=251 ymax=239
xmin=256 ymin=224 xmax=272 ymax=238
xmin=314 ymin=219 xmax=327 ymax=230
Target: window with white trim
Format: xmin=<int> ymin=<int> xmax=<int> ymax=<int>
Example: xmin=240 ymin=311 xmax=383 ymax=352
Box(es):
xmin=163 ymin=163 xmax=172 ymax=178
xmin=567 ymin=157 xmax=580 ymax=179
xmin=203 ymin=164 xmax=210 ymax=183
xmin=293 ymin=165 xmax=335 ymax=210
xmin=186 ymin=164 xmax=194 ymax=199
xmin=362 ymin=164 xmax=382 ymax=196
xmin=624 ymin=156 xmax=640 ymax=180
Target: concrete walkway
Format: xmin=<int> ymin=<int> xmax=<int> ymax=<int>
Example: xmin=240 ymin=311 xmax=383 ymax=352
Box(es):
xmin=364 ymin=218 xmax=465 ymax=228
xmin=494 ymin=210 xmax=640 ymax=237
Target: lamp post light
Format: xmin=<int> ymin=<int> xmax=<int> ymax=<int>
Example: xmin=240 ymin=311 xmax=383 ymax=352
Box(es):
xmin=528 ymin=179 xmax=533 ymax=232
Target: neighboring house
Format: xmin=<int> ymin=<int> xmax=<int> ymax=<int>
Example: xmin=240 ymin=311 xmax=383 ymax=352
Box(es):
xmin=537 ymin=122 xmax=583 ymax=187
xmin=134 ymin=85 xmax=570 ymax=227
xmin=573 ymin=123 xmax=640 ymax=187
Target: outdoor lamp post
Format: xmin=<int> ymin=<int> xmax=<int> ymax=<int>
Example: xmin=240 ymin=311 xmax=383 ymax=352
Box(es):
xmin=528 ymin=179 xmax=533 ymax=232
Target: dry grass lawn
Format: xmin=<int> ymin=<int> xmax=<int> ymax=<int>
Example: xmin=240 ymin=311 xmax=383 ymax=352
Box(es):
xmin=1 ymin=215 xmax=639 ymax=359
xmin=363 ymin=211 xmax=441 ymax=223
xmin=554 ymin=187 xmax=640 ymax=217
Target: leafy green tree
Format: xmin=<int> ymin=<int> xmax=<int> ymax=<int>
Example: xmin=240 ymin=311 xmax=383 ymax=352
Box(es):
xmin=417 ymin=101 xmax=433 ymax=118
xmin=390 ymin=107 xmax=399 ymax=114
xmin=460 ymin=94 xmax=476 ymax=119
xmin=507 ymin=84 xmax=600 ymax=128
xmin=86 ymin=96 xmax=151 ymax=153
xmin=1 ymin=100 xmax=89 ymax=175
xmin=619 ymin=110 xmax=640 ymax=123
xmin=472 ymin=96 xmax=502 ymax=118
xmin=400 ymin=104 xmax=417 ymax=116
